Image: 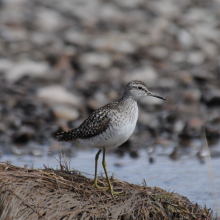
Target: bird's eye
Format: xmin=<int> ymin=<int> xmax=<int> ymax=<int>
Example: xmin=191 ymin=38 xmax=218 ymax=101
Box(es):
xmin=138 ymin=87 xmax=143 ymax=90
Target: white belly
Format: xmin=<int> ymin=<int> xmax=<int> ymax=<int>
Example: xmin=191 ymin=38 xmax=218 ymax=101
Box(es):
xmin=78 ymin=106 xmax=138 ymax=150
xmin=110 ymin=119 xmax=137 ymax=148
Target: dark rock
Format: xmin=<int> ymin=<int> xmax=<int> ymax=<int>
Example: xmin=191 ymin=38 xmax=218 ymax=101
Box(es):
xmin=129 ymin=150 xmax=139 ymax=159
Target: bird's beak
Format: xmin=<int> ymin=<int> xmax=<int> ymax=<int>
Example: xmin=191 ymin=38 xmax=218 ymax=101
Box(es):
xmin=148 ymin=91 xmax=166 ymax=100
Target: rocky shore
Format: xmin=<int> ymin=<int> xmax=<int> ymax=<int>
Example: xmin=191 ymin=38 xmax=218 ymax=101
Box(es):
xmin=0 ymin=0 xmax=220 ymax=159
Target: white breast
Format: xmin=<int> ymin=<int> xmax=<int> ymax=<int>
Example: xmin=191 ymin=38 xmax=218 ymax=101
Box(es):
xmin=78 ymin=102 xmax=138 ymax=150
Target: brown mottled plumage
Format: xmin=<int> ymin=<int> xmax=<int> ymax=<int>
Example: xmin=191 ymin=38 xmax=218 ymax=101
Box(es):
xmin=54 ymin=80 xmax=165 ymax=196
xmin=55 ymin=103 xmax=114 ymax=141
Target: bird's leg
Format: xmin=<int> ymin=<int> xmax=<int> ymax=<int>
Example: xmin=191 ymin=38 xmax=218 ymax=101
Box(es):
xmin=92 ymin=149 xmax=102 ymax=188
xmin=102 ymin=147 xmax=114 ymax=195
xmin=102 ymin=147 xmax=127 ymax=196
xmin=92 ymin=149 xmax=108 ymax=189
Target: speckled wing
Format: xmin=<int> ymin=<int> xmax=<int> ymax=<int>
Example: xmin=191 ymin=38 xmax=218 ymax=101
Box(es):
xmin=54 ymin=103 xmax=117 ymax=142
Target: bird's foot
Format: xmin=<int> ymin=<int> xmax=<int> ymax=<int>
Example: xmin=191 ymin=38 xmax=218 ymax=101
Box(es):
xmin=109 ymin=188 xmax=128 ymax=197
xmin=92 ymin=182 xmax=108 ymax=189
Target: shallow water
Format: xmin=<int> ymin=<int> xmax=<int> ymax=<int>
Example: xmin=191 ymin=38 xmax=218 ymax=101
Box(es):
xmin=1 ymin=149 xmax=219 ymax=217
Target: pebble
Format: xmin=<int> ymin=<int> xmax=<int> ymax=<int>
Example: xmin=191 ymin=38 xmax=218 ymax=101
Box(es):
xmin=158 ymin=78 xmax=176 ymax=89
xmin=148 ymin=47 xmax=168 ymax=59
xmin=37 ymin=85 xmax=81 ymax=106
xmin=170 ymin=51 xmax=186 ymax=63
xmin=35 ymin=8 xmax=65 ymax=31
xmin=183 ymin=89 xmax=201 ymax=103
xmin=64 ymin=30 xmax=88 ymax=46
xmin=201 ymin=41 xmax=218 ymax=58
xmin=52 ymin=105 xmax=79 ymax=121
xmin=177 ymin=71 xmax=194 ymax=85
xmin=117 ymin=0 xmax=144 ymax=8
xmin=202 ymin=88 xmax=220 ymax=106
xmin=114 ymin=40 xmax=136 ymax=54
xmin=28 ymin=143 xmax=44 ymax=157
xmin=188 ymin=118 xmax=204 ymax=131
xmin=124 ymin=66 xmax=158 ymax=85
xmin=1 ymin=28 xmax=28 ymax=42
xmin=12 ymin=146 xmax=28 ymax=155
xmin=0 ymin=59 xmax=13 ymax=72
xmin=88 ymin=92 xmax=110 ymax=110
xmin=177 ymin=29 xmax=194 ymax=48
xmin=80 ymin=53 xmax=112 ymax=68
xmin=138 ymin=111 xmax=155 ymax=126
xmin=187 ymin=51 xmax=205 ymax=65
xmin=169 ymin=146 xmax=180 ymax=161
xmin=6 ymin=60 xmax=49 ymax=82
xmin=149 ymin=0 xmax=180 ymax=19
xmin=174 ymin=120 xmax=185 ymax=133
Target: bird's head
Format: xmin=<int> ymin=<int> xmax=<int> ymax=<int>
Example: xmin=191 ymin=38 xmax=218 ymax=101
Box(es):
xmin=125 ymin=80 xmax=166 ymax=101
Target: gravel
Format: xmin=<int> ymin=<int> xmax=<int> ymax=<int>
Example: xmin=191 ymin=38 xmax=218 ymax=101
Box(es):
xmin=0 ymin=0 xmax=220 ymax=158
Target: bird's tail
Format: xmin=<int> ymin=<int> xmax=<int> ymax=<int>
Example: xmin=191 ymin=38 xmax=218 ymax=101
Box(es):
xmin=53 ymin=130 xmax=74 ymax=142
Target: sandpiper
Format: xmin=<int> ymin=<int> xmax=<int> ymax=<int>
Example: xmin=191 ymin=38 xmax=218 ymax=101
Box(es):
xmin=55 ymin=80 xmax=165 ymax=196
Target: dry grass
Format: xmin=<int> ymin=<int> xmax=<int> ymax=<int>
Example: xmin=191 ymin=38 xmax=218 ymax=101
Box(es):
xmin=0 ymin=162 xmax=212 ymax=220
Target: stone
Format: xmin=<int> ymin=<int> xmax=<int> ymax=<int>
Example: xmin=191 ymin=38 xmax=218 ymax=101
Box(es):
xmin=12 ymin=146 xmax=28 ymax=155
xmin=187 ymin=51 xmax=205 ymax=65
xmin=99 ymin=4 xmax=123 ymax=21
xmin=124 ymin=66 xmax=158 ymax=85
xmin=82 ymin=69 xmax=102 ymax=82
xmin=149 ymin=0 xmax=180 ymax=19
xmin=183 ymin=89 xmax=201 ymax=103
xmin=188 ymin=118 xmax=204 ymax=131
xmin=80 ymin=53 xmax=112 ymax=68
xmin=174 ymin=120 xmax=185 ymax=133
xmin=177 ymin=29 xmax=194 ymax=48
xmin=114 ymin=40 xmax=136 ymax=54
xmin=138 ymin=111 xmax=155 ymax=126
xmin=28 ymin=143 xmax=44 ymax=157
xmin=192 ymin=71 xmax=215 ymax=81
xmin=158 ymin=78 xmax=176 ymax=89
xmin=6 ymin=60 xmax=49 ymax=82
xmin=148 ymin=47 xmax=168 ymax=59
xmin=202 ymin=88 xmax=220 ymax=106
xmin=64 ymin=30 xmax=88 ymax=46
xmin=169 ymin=146 xmax=180 ymax=160
xmin=177 ymin=71 xmax=194 ymax=85
xmin=170 ymin=51 xmax=186 ymax=63
xmin=201 ymin=41 xmax=218 ymax=58
xmin=0 ymin=59 xmax=13 ymax=73
xmin=52 ymin=105 xmax=79 ymax=121
xmin=31 ymin=32 xmax=51 ymax=46
xmin=35 ymin=8 xmax=65 ymax=31
xmin=129 ymin=150 xmax=139 ymax=158
xmin=183 ymin=8 xmax=209 ymax=23
xmin=88 ymin=92 xmax=110 ymax=110
xmin=37 ymin=86 xmax=81 ymax=106
xmin=117 ymin=0 xmax=144 ymax=8
xmin=1 ymin=28 xmax=28 ymax=42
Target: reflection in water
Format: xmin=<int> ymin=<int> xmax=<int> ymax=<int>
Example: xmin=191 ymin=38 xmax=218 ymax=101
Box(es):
xmin=1 ymin=149 xmax=219 ymax=216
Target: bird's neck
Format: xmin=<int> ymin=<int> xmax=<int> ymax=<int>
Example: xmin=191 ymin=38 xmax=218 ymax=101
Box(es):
xmin=119 ymin=91 xmax=137 ymax=105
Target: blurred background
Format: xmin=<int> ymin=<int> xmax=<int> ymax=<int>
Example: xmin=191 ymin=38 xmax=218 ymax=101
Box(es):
xmin=0 ymin=0 xmax=220 ymax=216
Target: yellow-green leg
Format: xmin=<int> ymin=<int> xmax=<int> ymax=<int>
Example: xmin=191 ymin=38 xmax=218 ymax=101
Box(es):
xmin=102 ymin=147 xmax=126 ymax=196
xmin=102 ymin=147 xmax=114 ymax=195
xmin=92 ymin=149 xmax=102 ymax=188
